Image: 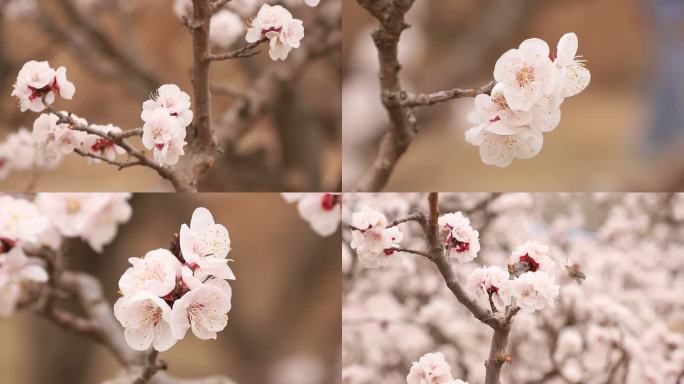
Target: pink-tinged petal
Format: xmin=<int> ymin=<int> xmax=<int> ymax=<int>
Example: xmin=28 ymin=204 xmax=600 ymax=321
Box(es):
xmin=509 ymin=128 xmax=544 ymax=160
xmin=562 ymin=65 xmax=591 ymax=98
xmin=170 ymin=292 xmax=192 ymax=340
xmin=478 ymin=133 xmax=515 ymax=168
xmin=486 ymin=120 xmax=523 ymax=136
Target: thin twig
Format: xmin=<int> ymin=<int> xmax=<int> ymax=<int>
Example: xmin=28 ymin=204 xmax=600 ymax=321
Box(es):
xmin=386 ymin=81 xmax=495 ymax=108
xmin=205 ymin=40 xmax=267 ymax=61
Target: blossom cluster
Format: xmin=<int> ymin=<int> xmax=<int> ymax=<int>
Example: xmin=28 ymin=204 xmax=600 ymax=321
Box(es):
xmin=0 ymin=193 xmax=131 ymax=318
xmin=349 ymin=205 xmax=561 ymax=314
xmin=0 ymin=128 xmax=35 ymax=180
xmin=34 ymin=193 xmax=132 ymax=252
xmin=10 ymin=61 xmax=75 ymax=112
xmin=141 ymin=84 xmax=192 ymax=165
xmin=9 ymin=63 xmax=195 ymax=176
xmin=406 ymin=352 xmax=468 ymax=384
xmin=282 ymin=193 xmax=341 ymax=236
xmin=114 ymin=207 xmax=234 ymax=352
xmin=465 ymin=33 xmax=591 ymax=167
xmin=343 ymin=194 xmax=684 ymax=384
xmin=246 ymin=4 xmax=305 ymax=61
xmin=31 ymin=113 xmax=126 ymax=168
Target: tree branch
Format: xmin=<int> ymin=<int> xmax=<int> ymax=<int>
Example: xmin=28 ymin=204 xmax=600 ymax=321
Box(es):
xmin=44 ymin=105 xmax=189 ymax=191
xmin=191 ymin=0 xmax=216 ymax=149
xmin=205 ymin=40 xmax=267 ymax=61
xmin=386 ymin=81 xmax=495 ymax=108
xmin=353 ymin=0 xmax=417 ymax=192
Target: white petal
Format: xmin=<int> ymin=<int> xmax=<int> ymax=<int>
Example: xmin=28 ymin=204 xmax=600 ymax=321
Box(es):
xmin=556 ymin=33 xmax=578 ymax=66
xmin=190 ymin=207 xmax=215 ymax=229
xmin=519 ymin=38 xmax=550 ymax=60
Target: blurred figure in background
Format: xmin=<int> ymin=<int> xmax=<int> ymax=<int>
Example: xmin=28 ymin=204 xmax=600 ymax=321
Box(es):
xmin=642 ymin=0 xmax=684 ymax=160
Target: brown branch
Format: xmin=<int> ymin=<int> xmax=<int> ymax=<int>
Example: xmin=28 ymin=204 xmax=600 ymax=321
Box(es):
xmin=386 ymin=81 xmax=495 ymax=108
xmin=387 ymin=212 xmax=426 ymax=228
xmin=421 ymin=193 xmax=517 ymax=384
xmin=353 ymin=0 xmax=417 ymax=192
xmin=74 ymin=149 xmax=143 ymax=170
xmin=133 ymin=350 xmax=165 ymax=384
xmin=191 ymin=0 xmax=216 ymax=149
xmin=44 ymin=105 xmax=190 ymax=191
xmin=391 ymin=247 xmax=429 ymax=258
xmin=205 ymin=40 xmax=266 ymax=61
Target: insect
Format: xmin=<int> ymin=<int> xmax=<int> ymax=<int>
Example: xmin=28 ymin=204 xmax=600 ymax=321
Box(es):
xmin=565 ymin=263 xmax=586 ymax=284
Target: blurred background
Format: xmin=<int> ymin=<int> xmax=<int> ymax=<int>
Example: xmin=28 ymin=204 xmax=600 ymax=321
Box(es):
xmin=343 ymin=0 xmax=684 ymax=191
xmin=0 ymin=194 xmax=340 ymax=384
xmin=0 ymin=0 xmax=341 ymax=192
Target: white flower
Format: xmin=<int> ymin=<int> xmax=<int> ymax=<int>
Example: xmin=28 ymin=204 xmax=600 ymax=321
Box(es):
xmin=34 ymin=193 xmax=132 ymax=252
xmin=493 ymin=38 xmax=557 ymax=111
xmin=350 ymin=209 xmax=403 ymax=268
xmin=11 ymin=61 xmax=75 ymax=112
xmin=438 ymin=212 xmax=480 ymax=263
xmin=81 ymin=124 xmax=126 ymax=162
xmin=172 ymin=0 xmax=192 ymax=20
xmin=0 ymin=246 xmax=48 ymax=316
xmin=406 ymin=352 xmax=455 ymax=384
xmin=245 ymin=4 xmax=304 ymax=61
xmin=179 ymin=207 xmax=234 ymax=280
xmin=119 ymin=249 xmax=182 ymax=297
xmin=304 ymin=0 xmax=320 ymax=6
xmin=552 ymin=33 xmax=591 ymax=99
xmin=500 ymin=271 xmax=559 ymax=313
xmin=170 ymin=278 xmax=232 ymax=340
xmin=296 ymin=193 xmax=341 ymax=236
xmin=142 ymin=84 xmax=193 ymax=128
xmin=281 ymin=193 xmax=303 ymax=203
xmin=32 ymin=113 xmax=88 ymax=166
xmin=351 ymin=207 xmax=388 ymax=231
xmin=0 ymin=195 xmax=49 ymax=243
xmin=509 ymin=240 xmax=556 ymax=274
xmin=0 ymin=128 xmax=35 ymax=179
xmin=114 ymin=292 xmax=177 ymax=351
xmin=465 ymin=117 xmax=544 ymax=168
xmin=466 ymin=266 xmax=509 ymax=310
xmin=474 ymin=82 xmax=561 ymax=134
xmin=210 ymin=10 xmax=245 ymax=48
xmin=141 ymin=107 xmax=187 ymax=166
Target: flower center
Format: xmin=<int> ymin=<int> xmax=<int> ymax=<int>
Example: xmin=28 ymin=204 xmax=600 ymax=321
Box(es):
xmin=0 ymin=237 xmax=16 ymax=253
xmin=516 ymin=65 xmax=535 ymax=87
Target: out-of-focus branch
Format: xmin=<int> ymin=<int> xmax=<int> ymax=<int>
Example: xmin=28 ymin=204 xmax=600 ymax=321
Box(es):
xmin=54 ymin=0 xmax=162 ymax=90
xmin=353 ymin=0 xmax=416 ymax=192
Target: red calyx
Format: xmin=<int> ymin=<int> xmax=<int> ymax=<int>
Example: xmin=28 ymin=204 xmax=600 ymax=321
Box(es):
xmin=0 ymin=237 xmax=16 ymax=253
xmin=320 ymin=193 xmax=337 ymax=211
xmin=155 ymin=143 xmax=165 ymax=150
xmin=519 ymin=254 xmax=540 ymax=272
xmin=91 ymin=138 xmax=114 ymax=152
xmin=383 ymin=248 xmax=395 ymax=256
